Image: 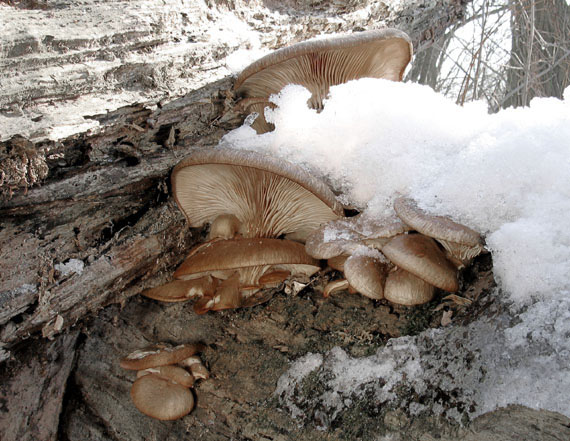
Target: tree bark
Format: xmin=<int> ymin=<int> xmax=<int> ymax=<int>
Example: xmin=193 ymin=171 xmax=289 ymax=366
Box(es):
xmin=502 ymin=0 xmax=570 ymax=108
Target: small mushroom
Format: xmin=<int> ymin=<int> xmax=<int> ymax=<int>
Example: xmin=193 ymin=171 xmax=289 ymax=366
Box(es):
xmin=130 ymin=374 xmax=194 ymax=421
xmin=234 ymin=28 xmax=413 ymax=132
xmin=343 ymin=254 xmax=389 ymax=300
xmin=384 ymin=267 xmax=435 ymax=306
xmin=172 ymin=148 xmax=342 ymax=241
xmin=393 ymin=197 xmax=484 ymax=267
xmin=120 ymin=343 xmax=205 ymax=371
xmin=137 ymin=365 xmax=195 ymax=388
xmin=381 ymin=234 xmax=459 ymax=292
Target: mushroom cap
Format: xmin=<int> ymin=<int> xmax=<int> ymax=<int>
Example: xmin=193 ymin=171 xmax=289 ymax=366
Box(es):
xmin=381 ymin=234 xmax=459 ymax=292
xmin=172 ymin=148 xmax=342 ymax=241
xmin=234 ymin=28 xmax=413 ymax=110
xmin=305 ymin=219 xmax=364 ymax=259
xmin=120 ymin=343 xmax=205 ymax=370
xmin=393 ymin=197 xmax=482 ymax=247
xmin=327 ymin=254 xmax=349 ymax=272
xmin=130 ymin=374 xmax=194 ymax=420
xmin=137 ymin=365 xmax=195 ymax=388
xmin=173 ymin=238 xmax=319 ymax=281
xmin=343 ymin=254 xmax=388 ymax=300
xmin=384 ymin=268 xmax=435 ymax=306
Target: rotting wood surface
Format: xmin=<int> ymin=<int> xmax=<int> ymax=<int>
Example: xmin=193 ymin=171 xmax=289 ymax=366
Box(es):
xmin=0 ymin=0 xmax=470 ymax=356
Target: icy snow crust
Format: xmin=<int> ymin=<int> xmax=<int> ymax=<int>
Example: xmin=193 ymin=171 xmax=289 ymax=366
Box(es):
xmin=275 ymin=297 xmax=570 ymax=424
xmin=221 ymin=80 xmax=570 ymax=422
xmin=222 ymin=80 xmax=570 ymax=304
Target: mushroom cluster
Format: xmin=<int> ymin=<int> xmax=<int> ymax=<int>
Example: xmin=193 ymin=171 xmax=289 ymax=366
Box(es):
xmin=142 ymin=148 xmax=341 ymax=313
xmin=120 ymin=343 xmax=208 ymax=421
xmin=232 ymin=28 xmax=413 ymax=133
xmin=306 ymin=197 xmax=485 ymax=306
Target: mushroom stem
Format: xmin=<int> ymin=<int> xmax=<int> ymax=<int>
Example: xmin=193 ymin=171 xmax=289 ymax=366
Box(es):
xmin=323 ymin=279 xmax=350 ymax=297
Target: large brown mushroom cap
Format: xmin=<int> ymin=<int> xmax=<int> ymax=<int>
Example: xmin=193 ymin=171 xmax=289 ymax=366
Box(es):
xmin=174 ymin=238 xmax=319 ymax=281
xmin=234 ymin=28 xmax=413 ymax=110
xmin=130 ymin=374 xmax=194 ymax=421
xmin=381 ymin=234 xmax=459 ymax=292
xmin=172 ymin=148 xmax=343 ymax=241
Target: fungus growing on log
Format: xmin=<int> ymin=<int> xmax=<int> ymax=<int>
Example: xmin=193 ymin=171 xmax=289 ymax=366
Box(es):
xmin=393 ymin=197 xmax=484 ymax=267
xmin=233 ymin=28 xmax=413 ymax=132
xmin=171 ymin=148 xmax=342 ymax=241
xmin=384 ymin=267 xmax=435 ymax=306
xmin=167 ymin=237 xmax=320 ymax=314
xmin=120 ymin=343 xmax=208 ymax=421
xmin=381 ymin=233 xmax=459 ymax=292
xmin=130 ymin=374 xmax=195 ymax=421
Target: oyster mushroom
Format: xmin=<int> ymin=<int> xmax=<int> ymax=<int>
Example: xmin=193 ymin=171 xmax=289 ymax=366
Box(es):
xmin=233 ymin=28 xmax=413 ymax=131
xmin=158 ymin=237 xmax=321 ymax=314
xmin=384 ymin=267 xmax=435 ymax=306
xmin=171 ymin=148 xmax=342 ymax=241
xmin=130 ymin=374 xmax=194 ymax=421
xmin=393 ymin=197 xmax=484 ymax=267
xmin=381 ymin=233 xmax=459 ymax=292
xmin=343 ymin=253 xmax=389 ymax=300
xmin=305 ymin=215 xmax=409 ymax=259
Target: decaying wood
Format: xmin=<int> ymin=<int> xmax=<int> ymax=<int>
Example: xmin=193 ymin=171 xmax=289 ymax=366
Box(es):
xmin=0 ymin=0 xmax=470 ymax=356
xmin=0 ymin=331 xmax=79 ymax=441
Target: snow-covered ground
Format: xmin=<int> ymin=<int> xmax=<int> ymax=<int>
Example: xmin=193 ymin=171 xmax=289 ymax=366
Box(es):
xmin=220 ymin=79 xmax=570 ymax=422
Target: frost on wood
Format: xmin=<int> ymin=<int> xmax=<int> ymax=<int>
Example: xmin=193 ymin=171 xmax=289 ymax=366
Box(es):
xmin=276 ymin=296 xmax=570 ymax=426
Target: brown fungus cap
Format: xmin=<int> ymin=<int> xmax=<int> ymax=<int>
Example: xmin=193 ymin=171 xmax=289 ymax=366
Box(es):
xmin=381 ymin=234 xmax=459 ymax=292
xmin=394 ymin=197 xmax=482 ymax=245
xmin=343 ymin=254 xmax=388 ymax=300
xmin=234 ymin=28 xmax=413 ymax=111
xmin=174 ymin=238 xmax=319 ymax=281
xmin=384 ymin=268 xmax=435 ymax=306
xmin=305 ymin=219 xmax=364 ymax=259
xmin=120 ymin=343 xmax=205 ymax=371
xmin=172 ymin=148 xmax=342 ymax=241
xmin=130 ymin=374 xmax=194 ymax=421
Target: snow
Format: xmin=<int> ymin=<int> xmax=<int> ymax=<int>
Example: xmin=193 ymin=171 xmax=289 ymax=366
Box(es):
xmin=221 ymin=79 xmax=570 ymax=304
xmin=221 ymin=78 xmax=570 ymax=423
xmin=55 ymin=259 xmax=85 ymax=277
xmin=275 ymin=297 xmax=570 ymax=425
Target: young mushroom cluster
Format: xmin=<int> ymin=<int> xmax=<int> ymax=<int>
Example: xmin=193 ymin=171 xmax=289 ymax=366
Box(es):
xmin=120 ymin=343 xmax=208 ymax=421
xmin=305 ymin=197 xmax=485 ymax=305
